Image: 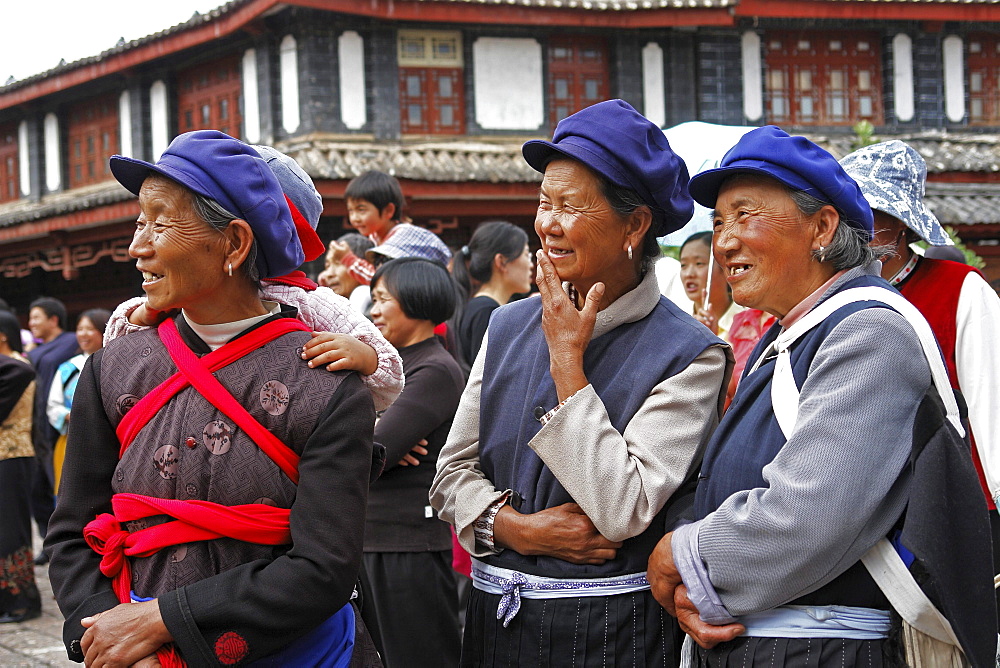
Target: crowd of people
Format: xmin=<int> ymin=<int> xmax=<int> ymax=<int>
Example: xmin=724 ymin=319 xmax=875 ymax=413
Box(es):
xmin=0 ymin=98 xmax=997 ymax=667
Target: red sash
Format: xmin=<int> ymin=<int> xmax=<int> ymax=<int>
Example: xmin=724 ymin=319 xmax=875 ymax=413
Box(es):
xmin=87 ymin=316 xmax=311 ymax=667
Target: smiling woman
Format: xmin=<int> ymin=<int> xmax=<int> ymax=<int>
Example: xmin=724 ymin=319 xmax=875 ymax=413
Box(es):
xmin=430 ymin=100 xmax=732 ymax=666
xmin=646 ymin=126 xmax=994 ymax=667
xmin=44 ymin=131 xmax=381 ymax=667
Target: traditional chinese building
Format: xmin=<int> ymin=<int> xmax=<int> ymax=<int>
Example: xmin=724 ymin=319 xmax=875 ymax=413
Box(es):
xmin=2 ymin=0 xmax=1000 ymax=317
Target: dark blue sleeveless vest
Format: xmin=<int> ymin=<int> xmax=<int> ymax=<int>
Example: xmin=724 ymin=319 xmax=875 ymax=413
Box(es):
xmin=480 ymin=291 xmax=721 ymax=578
xmin=694 ymin=273 xmax=896 ymax=608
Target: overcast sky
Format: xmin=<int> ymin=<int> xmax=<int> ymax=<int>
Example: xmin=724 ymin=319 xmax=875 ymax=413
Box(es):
xmin=2 ymin=1 xmax=226 ymax=83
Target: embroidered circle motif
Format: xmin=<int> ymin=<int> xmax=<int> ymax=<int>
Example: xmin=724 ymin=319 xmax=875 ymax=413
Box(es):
xmin=259 ymin=380 xmax=289 ymax=416
xmin=153 ymin=444 xmax=179 ymax=480
xmin=140 ymin=346 xmax=152 ymax=358
xmin=253 ymin=497 xmax=276 ymax=506
xmin=185 ymin=483 xmax=198 ymax=496
xmin=116 ymin=394 xmax=139 ymax=416
xmin=170 ymin=545 xmax=188 ymax=563
xmin=202 ymin=420 xmax=233 ymax=455
xmin=214 ymin=632 xmax=249 ymax=665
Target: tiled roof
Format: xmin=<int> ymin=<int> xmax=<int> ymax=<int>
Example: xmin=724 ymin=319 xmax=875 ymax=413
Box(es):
xmin=0 ymin=1 xmax=248 ymax=93
xmin=410 ymin=0 xmax=734 ymax=7
xmin=4 ymin=134 xmax=1000 ymax=230
xmin=925 ymin=182 xmax=1000 ymax=226
xmin=278 ymin=138 xmax=541 ymax=183
xmin=811 ymin=131 xmax=1000 ymax=174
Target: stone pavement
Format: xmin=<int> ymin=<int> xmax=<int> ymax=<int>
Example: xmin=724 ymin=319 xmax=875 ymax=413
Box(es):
xmin=0 ymin=533 xmax=75 ymax=667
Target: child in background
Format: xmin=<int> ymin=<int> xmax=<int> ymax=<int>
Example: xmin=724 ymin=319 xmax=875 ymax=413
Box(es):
xmin=328 ymin=171 xmax=450 ymax=285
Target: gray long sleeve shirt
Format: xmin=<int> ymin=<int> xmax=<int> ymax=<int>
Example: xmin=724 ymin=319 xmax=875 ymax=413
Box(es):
xmin=675 ymin=263 xmax=931 ymax=620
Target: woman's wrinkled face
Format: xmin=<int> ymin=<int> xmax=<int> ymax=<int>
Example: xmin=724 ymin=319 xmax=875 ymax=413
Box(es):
xmin=75 ymin=317 xmax=103 ymax=355
xmin=503 ymin=244 xmax=534 ymax=294
xmin=369 ymin=281 xmax=422 ymax=348
xmin=712 ymin=174 xmax=820 ymax=317
xmin=534 ymin=159 xmax=628 ymax=287
xmin=129 ymin=174 xmax=229 ymax=315
xmin=318 ymin=243 xmax=361 ymax=297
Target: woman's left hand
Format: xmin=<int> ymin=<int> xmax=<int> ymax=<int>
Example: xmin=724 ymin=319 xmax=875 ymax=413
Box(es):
xmin=535 ymin=250 xmax=604 ymax=401
xmin=80 ymin=601 xmax=172 ymax=668
xmin=673 ymin=585 xmax=745 ymax=649
xmin=302 ymin=332 xmax=379 ymax=375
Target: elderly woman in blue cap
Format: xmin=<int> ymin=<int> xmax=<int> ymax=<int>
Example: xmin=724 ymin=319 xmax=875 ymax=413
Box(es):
xmin=430 ymin=100 xmax=731 ymax=665
xmin=646 ymin=126 xmax=995 ymax=667
xmin=45 ymin=131 xmax=380 ymax=667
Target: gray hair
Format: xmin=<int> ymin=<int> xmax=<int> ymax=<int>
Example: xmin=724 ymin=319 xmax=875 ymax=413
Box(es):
xmin=597 ymin=178 xmax=662 ymax=272
xmin=788 ymin=190 xmax=888 ymax=271
xmin=190 ymin=193 xmax=260 ymax=283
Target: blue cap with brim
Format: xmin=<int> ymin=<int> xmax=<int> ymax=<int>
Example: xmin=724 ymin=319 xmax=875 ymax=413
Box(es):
xmin=522 ymin=99 xmax=693 ymax=237
xmin=110 ymin=130 xmax=304 ymax=278
xmin=688 ymin=125 xmax=874 ymax=240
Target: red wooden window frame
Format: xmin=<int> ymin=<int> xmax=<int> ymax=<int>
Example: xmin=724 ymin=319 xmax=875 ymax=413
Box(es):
xmin=765 ymin=31 xmax=883 ymax=126
xmin=67 ymin=93 xmax=119 ymax=189
xmin=967 ymin=34 xmax=1000 ymax=126
xmin=0 ymin=122 xmax=18 ymax=203
xmin=548 ymin=35 xmax=609 ymax=127
xmin=176 ymin=54 xmax=243 ymax=138
xmin=399 ymin=67 xmax=465 ymax=135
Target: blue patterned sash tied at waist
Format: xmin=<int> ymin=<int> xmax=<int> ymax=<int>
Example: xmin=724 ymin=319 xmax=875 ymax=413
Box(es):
xmin=739 ymin=605 xmax=892 ymax=640
xmin=471 ymin=558 xmax=650 ymax=628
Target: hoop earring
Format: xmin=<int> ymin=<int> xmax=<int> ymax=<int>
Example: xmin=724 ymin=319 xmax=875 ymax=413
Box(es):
xmin=228 ymin=263 xmax=233 ymax=277
xmin=817 ymin=246 xmax=826 ymax=263
xmin=627 ymin=245 xmax=633 ymax=261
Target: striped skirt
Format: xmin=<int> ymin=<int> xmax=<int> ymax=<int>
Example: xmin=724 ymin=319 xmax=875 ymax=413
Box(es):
xmin=461 ymin=586 xmax=682 ymax=667
xmin=693 ymin=636 xmax=900 ymax=668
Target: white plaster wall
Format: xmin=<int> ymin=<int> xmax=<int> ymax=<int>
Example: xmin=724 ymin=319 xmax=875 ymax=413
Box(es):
xmin=472 ymin=37 xmax=543 ymax=130
xmin=280 ymin=35 xmax=300 ymax=134
xmin=741 ymin=31 xmax=763 ymax=122
xmin=943 ymin=35 xmax=965 ymax=124
xmin=17 ymin=120 xmax=29 ymax=197
xmin=43 ymin=112 xmax=60 ymax=192
xmin=119 ymin=90 xmax=133 ymax=157
xmin=242 ymin=49 xmax=261 ymax=144
xmin=892 ymin=34 xmax=915 ymax=123
xmin=642 ymin=42 xmax=665 ymax=128
xmin=339 ymin=31 xmax=367 ymax=130
xmin=149 ymin=80 xmax=169 ymax=159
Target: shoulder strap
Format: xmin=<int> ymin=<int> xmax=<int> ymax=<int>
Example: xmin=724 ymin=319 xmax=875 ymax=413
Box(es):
xmin=758 ymin=286 xmax=967 ymax=650
xmin=761 ymin=286 xmax=963 ymax=441
xmin=117 ymin=317 xmax=310 ymax=484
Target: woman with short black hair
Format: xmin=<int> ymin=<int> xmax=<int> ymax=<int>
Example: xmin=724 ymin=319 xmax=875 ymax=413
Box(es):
xmin=360 ymin=257 xmax=466 ymax=668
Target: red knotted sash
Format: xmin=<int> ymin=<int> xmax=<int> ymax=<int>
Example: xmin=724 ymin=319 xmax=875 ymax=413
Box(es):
xmin=86 ymin=316 xmax=311 ymax=667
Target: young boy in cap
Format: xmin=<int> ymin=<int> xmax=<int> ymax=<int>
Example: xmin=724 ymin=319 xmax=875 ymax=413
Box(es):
xmin=329 ymin=171 xmax=451 ymax=285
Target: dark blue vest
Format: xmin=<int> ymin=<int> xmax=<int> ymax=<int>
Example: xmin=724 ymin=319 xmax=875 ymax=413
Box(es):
xmin=480 ymin=292 xmax=721 ymax=577
xmin=694 ymin=273 xmax=895 ymax=608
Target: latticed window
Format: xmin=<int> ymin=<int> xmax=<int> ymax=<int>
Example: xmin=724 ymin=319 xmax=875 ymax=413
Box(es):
xmin=176 ymin=54 xmax=243 ymax=138
xmin=67 ymin=93 xmax=119 ymax=189
xmin=398 ymin=30 xmax=465 ymax=135
xmin=548 ymin=35 xmax=609 ymax=127
xmin=765 ymin=32 xmax=882 ymax=126
xmin=0 ymin=122 xmax=17 ymax=202
xmin=968 ymin=34 xmax=1000 ymax=125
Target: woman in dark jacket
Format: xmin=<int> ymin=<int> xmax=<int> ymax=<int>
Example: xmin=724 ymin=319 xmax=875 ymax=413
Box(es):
xmin=363 ymin=257 xmax=466 ymax=668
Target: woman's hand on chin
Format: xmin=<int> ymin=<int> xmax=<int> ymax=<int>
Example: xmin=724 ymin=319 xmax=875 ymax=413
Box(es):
xmin=80 ymin=600 xmax=172 ymax=668
xmin=494 ymin=502 xmax=621 ymax=565
xmin=535 ymin=251 xmax=604 ymax=401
